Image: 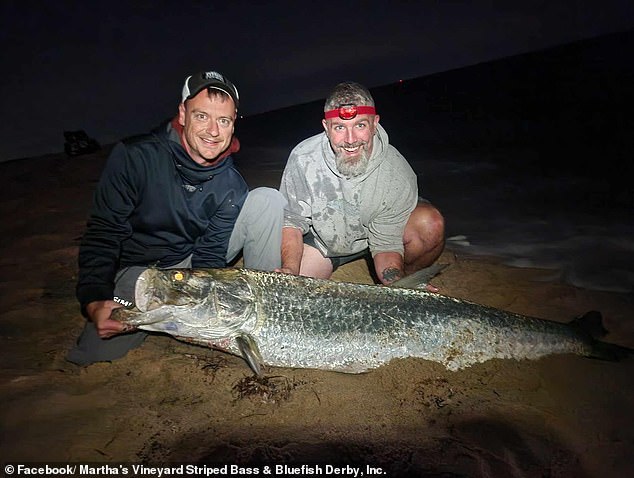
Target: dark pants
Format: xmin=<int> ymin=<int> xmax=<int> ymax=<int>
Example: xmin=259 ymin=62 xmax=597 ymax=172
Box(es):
xmin=66 ymin=323 xmax=148 ymax=366
xmin=66 ymin=266 xmax=148 ymax=366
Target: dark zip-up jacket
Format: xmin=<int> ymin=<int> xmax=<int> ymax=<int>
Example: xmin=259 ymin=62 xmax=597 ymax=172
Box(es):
xmin=76 ymin=120 xmax=248 ymax=313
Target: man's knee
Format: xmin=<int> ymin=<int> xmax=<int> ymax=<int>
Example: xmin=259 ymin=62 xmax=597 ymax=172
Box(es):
xmin=232 ymin=188 xmax=286 ymax=270
xmin=405 ymin=203 xmax=445 ymax=242
xmin=245 ymin=187 xmax=287 ymax=215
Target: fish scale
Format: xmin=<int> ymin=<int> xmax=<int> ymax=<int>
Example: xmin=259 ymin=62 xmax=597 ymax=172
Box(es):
xmin=244 ymin=270 xmax=590 ymax=371
xmin=112 ymin=267 xmax=629 ymax=374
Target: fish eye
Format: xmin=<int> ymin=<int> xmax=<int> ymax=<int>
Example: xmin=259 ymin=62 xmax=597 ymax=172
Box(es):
xmin=170 ymin=270 xmax=191 ymax=285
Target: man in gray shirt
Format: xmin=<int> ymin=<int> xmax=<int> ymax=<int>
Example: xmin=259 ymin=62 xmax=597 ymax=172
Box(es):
xmin=279 ymin=81 xmax=444 ymax=285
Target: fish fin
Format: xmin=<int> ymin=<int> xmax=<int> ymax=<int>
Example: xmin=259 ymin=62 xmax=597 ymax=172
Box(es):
xmin=235 ymin=334 xmax=264 ymax=377
xmin=390 ymin=263 xmax=449 ymax=290
xmin=572 ymin=311 xmax=633 ymax=362
xmin=571 ymin=310 xmax=608 ymax=339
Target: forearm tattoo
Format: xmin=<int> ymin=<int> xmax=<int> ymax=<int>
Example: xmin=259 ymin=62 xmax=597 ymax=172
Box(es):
xmin=382 ymin=267 xmax=403 ymax=284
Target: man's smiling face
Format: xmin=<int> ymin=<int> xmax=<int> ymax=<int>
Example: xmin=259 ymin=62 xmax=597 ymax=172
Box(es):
xmin=178 ymin=90 xmax=236 ymax=166
xmin=322 ymin=113 xmax=380 ymax=177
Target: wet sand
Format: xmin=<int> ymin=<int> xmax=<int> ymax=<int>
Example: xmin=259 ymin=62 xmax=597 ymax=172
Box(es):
xmin=1 ymin=148 xmax=633 ymax=477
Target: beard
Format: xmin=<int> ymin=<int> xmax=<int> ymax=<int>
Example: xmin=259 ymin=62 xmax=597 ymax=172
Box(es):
xmin=334 ymin=143 xmax=370 ymax=178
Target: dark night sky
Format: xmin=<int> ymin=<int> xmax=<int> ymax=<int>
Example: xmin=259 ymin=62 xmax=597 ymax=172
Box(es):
xmin=2 ymin=0 xmax=634 ymax=161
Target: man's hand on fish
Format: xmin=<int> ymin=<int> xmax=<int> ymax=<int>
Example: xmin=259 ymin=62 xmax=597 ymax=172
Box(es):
xmin=86 ymin=300 xmax=125 ymax=338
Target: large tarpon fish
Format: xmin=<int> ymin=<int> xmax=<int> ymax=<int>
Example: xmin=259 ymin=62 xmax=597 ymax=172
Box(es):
xmin=111 ymin=267 xmax=630 ymax=375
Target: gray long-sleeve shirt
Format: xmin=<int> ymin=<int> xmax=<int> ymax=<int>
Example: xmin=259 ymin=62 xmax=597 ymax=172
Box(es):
xmin=280 ymin=124 xmax=418 ymax=258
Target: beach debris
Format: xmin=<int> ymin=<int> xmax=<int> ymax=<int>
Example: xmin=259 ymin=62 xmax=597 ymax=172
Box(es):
xmin=232 ymin=375 xmax=300 ymax=404
xmin=64 ymin=130 xmax=100 ymax=156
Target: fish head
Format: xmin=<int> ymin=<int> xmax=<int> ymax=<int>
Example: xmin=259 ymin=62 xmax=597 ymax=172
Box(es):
xmin=135 ymin=268 xmax=214 ymax=311
xmin=120 ymin=268 xmax=258 ymax=339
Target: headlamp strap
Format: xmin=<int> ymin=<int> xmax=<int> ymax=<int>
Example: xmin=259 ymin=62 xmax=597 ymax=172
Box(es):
xmin=324 ymin=104 xmax=376 ymax=120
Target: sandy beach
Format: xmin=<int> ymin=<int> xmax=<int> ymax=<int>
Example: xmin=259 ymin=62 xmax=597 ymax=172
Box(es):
xmin=1 ymin=144 xmax=633 ymax=477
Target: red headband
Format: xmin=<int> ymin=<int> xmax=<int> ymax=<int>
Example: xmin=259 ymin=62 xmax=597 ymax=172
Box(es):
xmin=324 ymin=104 xmax=376 ymax=120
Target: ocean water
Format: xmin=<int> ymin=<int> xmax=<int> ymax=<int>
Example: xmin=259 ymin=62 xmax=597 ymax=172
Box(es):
xmin=415 ymin=148 xmax=634 ymax=294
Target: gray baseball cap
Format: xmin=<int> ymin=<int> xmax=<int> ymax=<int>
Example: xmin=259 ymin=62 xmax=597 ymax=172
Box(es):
xmin=181 ymin=70 xmax=239 ymax=108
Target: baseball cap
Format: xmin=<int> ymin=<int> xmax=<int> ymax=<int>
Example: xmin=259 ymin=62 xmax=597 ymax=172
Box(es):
xmin=181 ymin=71 xmax=240 ymax=109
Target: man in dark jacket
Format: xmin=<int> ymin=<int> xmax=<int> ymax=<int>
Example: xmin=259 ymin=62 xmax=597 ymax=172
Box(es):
xmin=67 ymin=70 xmax=286 ymax=365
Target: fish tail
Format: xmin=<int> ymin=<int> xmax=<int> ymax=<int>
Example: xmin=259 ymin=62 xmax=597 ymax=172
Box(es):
xmin=590 ymin=341 xmax=632 ymax=362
